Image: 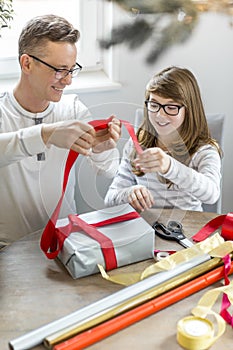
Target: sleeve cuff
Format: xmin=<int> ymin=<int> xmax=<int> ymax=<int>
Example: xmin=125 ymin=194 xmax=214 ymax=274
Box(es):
xmin=18 ymin=124 xmax=46 ymax=156
xmin=89 ymin=148 xmax=118 ymax=162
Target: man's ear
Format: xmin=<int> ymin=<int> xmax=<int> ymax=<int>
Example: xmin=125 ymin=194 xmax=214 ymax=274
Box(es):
xmin=20 ymin=54 xmax=32 ymax=73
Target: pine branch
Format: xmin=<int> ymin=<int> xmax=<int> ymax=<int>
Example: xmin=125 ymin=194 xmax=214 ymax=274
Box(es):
xmin=99 ymin=19 xmax=153 ymax=49
xmin=99 ymin=0 xmax=199 ymax=64
xmin=0 ymin=0 xmax=14 ymax=31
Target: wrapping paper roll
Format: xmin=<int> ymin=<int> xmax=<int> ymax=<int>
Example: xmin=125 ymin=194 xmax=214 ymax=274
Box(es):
xmin=9 ymin=253 xmax=211 ymax=350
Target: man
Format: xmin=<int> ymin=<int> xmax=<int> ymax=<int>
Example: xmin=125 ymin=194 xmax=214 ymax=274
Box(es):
xmin=0 ymin=14 xmax=121 ymax=246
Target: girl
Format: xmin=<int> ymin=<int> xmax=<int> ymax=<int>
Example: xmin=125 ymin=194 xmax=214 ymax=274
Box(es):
xmin=105 ymin=66 xmax=222 ymax=212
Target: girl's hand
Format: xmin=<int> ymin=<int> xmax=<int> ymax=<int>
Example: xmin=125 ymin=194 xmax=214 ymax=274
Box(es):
xmin=128 ymin=185 xmax=154 ymax=212
xmin=134 ymin=147 xmax=171 ymax=174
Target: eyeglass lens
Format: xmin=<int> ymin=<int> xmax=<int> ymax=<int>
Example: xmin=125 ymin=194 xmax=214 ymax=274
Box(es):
xmin=55 ymin=66 xmax=81 ymax=79
xmin=146 ymin=101 xmax=181 ymax=116
xmin=28 ymin=55 xmax=82 ymax=79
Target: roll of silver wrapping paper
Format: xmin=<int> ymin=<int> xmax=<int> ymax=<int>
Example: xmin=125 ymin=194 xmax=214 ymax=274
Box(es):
xmin=9 ymin=253 xmax=210 ymax=350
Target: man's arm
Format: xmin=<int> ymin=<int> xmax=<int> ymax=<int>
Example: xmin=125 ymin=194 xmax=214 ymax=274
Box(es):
xmin=0 ymin=117 xmax=121 ymax=176
xmin=0 ymin=124 xmax=45 ymax=167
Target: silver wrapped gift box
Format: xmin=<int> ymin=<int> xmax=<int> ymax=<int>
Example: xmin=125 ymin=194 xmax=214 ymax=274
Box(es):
xmin=57 ymin=204 xmax=155 ymax=279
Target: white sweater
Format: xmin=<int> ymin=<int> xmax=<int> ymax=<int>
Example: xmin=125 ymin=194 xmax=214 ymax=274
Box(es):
xmin=105 ymin=139 xmax=221 ymax=212
xmin=0 ymin=92 xmax=119 ymax=245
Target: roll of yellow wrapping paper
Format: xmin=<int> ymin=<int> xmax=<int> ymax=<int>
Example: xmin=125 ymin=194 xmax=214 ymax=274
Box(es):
xmin=9 ymin=234 xmax=232 ymax=350
xmin=10 ymin=251 xmax=216 ymax=350
xmin=44 ymin=238 xmax=233 ymax=349
xmin=51 ymin=263 xmax=233 ymax=350
xmin=44 ymin=257 xmax=223 ymax=349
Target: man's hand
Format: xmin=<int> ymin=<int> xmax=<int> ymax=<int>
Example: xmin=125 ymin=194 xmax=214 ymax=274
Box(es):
xmin=92 ymin=117 xmax=121 ymax=153
xmin=42 ymin=120 xmax=95 ymax=156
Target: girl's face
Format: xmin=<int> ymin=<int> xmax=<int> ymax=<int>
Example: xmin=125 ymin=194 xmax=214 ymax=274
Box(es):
xmin=147 ymin=93 xmax=185 ymax=139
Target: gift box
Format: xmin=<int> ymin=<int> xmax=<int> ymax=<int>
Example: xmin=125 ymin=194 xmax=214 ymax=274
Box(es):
xmin=56 ymin=204 xmax=155 ymax=279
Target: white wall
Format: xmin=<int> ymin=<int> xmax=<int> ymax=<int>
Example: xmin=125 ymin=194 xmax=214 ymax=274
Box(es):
xmin=78 ymin=9 xmax=233 ymax=214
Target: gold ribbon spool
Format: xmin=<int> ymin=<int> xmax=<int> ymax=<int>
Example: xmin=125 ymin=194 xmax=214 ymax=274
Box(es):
xmin=177 ymin=279 xmax=233 ymax=350
xmin=177 ymin=316 xmax=214 ymax=350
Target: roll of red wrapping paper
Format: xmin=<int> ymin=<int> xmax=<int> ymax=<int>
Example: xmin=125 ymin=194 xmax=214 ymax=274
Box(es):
xmin=53 ymin=261 xmax=233 ymax=350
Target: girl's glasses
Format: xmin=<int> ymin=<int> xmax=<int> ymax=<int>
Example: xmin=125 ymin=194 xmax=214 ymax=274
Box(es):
xmin=145 ymin=100 xmax=184 ymax=116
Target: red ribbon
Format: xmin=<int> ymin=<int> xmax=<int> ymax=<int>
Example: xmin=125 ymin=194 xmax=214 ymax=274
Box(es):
xmin=220 ymin=254 xmax=233 ymax=326
xmin=192 ymin=212 xmax=233 ymax=242
xmin=57 ymin=211 xmax=140 ymax=271
xmin=155 ymin=214 xmax=233 ymax=323
xmin=192 ymin=213 xmax=233 ymax=326
xmin=40 ymin=117 xmax=142 ymax=270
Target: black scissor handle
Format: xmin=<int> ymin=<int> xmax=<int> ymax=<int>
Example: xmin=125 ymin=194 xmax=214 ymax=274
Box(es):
xmin=152 ymin=221 xmax=186 ymax=242
xmin=167 ymin=220 xmax=183 ymax=233
xmin=152 ymin=221 xmax=175 ymax=241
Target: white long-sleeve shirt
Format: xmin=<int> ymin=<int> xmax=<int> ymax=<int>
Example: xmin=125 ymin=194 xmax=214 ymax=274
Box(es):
xmin=105 ymin=139 xmax=221 ymax=212
xmin=0 ymin=91 xmax=119 ymax=245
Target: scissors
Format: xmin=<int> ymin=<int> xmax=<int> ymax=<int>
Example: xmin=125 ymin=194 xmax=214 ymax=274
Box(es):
xmin=152 ymin=220 xmax=194 ymax=248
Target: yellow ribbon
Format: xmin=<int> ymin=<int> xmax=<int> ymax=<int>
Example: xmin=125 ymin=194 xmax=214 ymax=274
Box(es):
xmin=177 ymin=281 xmax=233 ymax=350
xmin=99 ymin=233 xmax=233 ymax=286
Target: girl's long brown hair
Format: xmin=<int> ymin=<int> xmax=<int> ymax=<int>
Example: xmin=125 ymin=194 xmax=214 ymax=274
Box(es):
xmin=132 ymin=66 xmax=221 ymax=178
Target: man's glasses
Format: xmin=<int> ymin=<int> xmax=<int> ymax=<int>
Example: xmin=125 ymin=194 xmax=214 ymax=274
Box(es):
xmin=28 ymin=55 xmax=82 ymax=79
xmin=145 ymin=100 xmax=184 ymax=116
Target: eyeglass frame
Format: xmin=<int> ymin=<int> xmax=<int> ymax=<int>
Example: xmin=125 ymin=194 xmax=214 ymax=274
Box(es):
xmin=145 ymin=100 xmax=184 ymax=116
xmin=27 ymin=54 xmax=82 ymax=79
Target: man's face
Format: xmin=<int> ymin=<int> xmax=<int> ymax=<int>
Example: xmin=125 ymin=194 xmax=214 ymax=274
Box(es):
xmin=28 ymin=41 xmax=77 ymax=103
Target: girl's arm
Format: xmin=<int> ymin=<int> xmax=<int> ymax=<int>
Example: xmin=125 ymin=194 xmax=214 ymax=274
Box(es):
xmin=162 ymin=145 xmax=221 ymax=205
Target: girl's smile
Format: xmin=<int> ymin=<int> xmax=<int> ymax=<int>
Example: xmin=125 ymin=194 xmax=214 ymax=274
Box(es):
xmin=147 ymin=93 xmax=185 ymax=137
